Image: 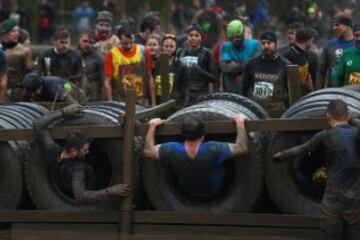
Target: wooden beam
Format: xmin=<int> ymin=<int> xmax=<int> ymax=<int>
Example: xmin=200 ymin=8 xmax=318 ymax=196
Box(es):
xmin=0 ymin=125 xmax=124 ymax=141
xmin=120 ymin=89 xmax=136 ymax=236
xmin=0 ymin=211 xmax=320 ymax=227
xmin=287 ymin=65 xmax=302 ymax=105
xmin=159 ymin=53 xmax=170 ymax=102
xmin=0 ymin=210 xmax=359 ymax=230
xmin=135 ymin=118 xmax=329 ymax=136
xmin=0 ymin=118 xmax=329 ymax=141
xmin=128 ymin=99 xmax=176 ymax=122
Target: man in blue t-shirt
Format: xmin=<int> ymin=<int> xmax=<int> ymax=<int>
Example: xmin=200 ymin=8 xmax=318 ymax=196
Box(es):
xmin=143 ymin=114 xmax=248 ymax=198
xmin=318 ymin=15 xmax=354 ymax=88
xmin=220 ymin=19 xmax=260 ymax=94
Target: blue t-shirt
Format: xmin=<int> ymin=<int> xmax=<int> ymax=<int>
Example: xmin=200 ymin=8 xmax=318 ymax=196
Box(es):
xmin=220 ymin=39 xmax=260 ymax=93
xmin=159 ymin=141 xmax=231 ymax=198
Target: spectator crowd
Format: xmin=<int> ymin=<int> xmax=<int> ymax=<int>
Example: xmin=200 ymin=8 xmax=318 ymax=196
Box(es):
xmin=0 ymin=0 xmax=358 ymax=115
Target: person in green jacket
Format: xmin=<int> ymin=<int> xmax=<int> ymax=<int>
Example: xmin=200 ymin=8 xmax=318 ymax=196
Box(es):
xmin=335 ymin=24 xmax=360 ymax=86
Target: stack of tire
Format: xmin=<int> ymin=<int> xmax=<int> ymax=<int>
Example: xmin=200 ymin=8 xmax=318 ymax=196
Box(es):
xmin=142 ymin=93 xmax=269 ymax=213
xmin=0 ymin=102 xmax=48 ymax=210
xmin=266 ymin=88 xmax=360 ymax=214
xmin=21 ymin=102 xmax=144 ymax=210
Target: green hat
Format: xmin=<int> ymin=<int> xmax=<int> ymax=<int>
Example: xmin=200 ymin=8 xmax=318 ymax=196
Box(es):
xmin=307 ymin=3 xmax=317 ymax=14
xmin=227 ymin=20 xmax=244 ymax=38
xmin=0 ymin=19 xmax=18 ymax=34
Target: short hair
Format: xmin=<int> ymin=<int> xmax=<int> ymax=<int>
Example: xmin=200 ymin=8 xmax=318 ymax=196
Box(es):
xmin=64 ymin=131 xmax=93 ymax=151
xmin=117 ymin=17 xmax=136 ymax=34
xmin=146 ymin=33 xmax=162 ymax=45
xmin=287 ymin=22 xmax=303 ymax=30
xmin=54 ymin=27 xmax=70 ymax=40
xmin=117 ymin=24 xmax=134 ymax=38
xmin=79 ymin=29 xmax=95 ymax=40
xmin=326 ymin=99 xmax=349 ymax=121
xmin=140 ymin=16 xmax=159 ymax=32
xmin=162 ymin=33 xmax=176 ymax=44
xmin=295 ymin=27 xmax=316 ymax=43
xmin=181 ymin=116 xmax=205 ymax=140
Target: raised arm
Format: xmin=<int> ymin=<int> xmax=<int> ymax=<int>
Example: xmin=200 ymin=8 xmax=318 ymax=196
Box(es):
xmin=143 ymin=118 xmax=166 ymax=159
xmin=228 ymin=114 xmax=248 ymax=155
xmin=33 ymin=104 xmax=83 ymax=150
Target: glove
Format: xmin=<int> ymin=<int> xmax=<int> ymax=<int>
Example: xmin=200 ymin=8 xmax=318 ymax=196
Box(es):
xmin=61 ymin=103 xmax=83 ymax=116
xmin=312 ymin=167 xmax=327 ymax=183
xmin=105 ymin=184 xmax=131 ymax=197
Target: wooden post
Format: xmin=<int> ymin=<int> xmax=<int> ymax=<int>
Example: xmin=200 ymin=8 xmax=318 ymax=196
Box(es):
xmin=159 ymin=53 xmax=170 ymax=102
xmin=287 ymin=65 xmax=302 ymax=106
xmin=119 ymin=88 xmax=136 ymax=238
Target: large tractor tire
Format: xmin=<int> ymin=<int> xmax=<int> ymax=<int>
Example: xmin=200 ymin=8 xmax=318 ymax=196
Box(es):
xmin=0 ymin=103 xmax=48 ymax=209
xmin=266 ymin=88 xmax=360 ymax=214
xmin=25 ymin=102 xmax=143 ymax=210
xmin=143 ymin=93 xmax=266 ymax=212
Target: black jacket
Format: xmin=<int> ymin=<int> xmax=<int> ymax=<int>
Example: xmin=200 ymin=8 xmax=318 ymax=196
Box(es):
xmin=241 ymin=55 xmax=290 ymax=112
xmin=283 ymin=44 xmax=318 ymax=95
xmin=38 ymin=48 xmax=83 ymax=86
xmin=172 ymin=46 xmax=216 ymax=106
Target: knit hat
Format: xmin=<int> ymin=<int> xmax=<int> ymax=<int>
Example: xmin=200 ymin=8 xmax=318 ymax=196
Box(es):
xmin=307 ymin=3 xmax=318 ymax=15
xmin=0 ymin=19 xmax=18 ymax=34
xmin=187 ymin=23 xmax=203 ymax=35
xmin=333 ymin=15 xmax=352 ymax=28
xmin=260 ymin=31 xmax=277 ymax=43
xmin=96 ymin=11 xmax=113 ymax=24
xmin=227 ymin=20 xmax=244 ymax=38
xmin=22 ymin=73 xmax=43 ymax=91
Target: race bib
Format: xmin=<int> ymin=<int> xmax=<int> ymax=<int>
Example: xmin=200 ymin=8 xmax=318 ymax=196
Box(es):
xmin=180 ymin=56 xmax=198 ymax=67
xmin=349 ymin=72 xmax=360 ymax=85
xmin=253 ymin=81 xmax=274 ymax=99
xmin=123 ymin=74 xmax=144 ymax=98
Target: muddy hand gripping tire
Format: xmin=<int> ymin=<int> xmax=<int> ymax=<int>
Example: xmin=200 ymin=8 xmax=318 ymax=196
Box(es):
xmin=0 ymin=103 xmax=48 ymax=209
xmin=143 ymin=93 xmax=266 ymax=212
xmin=25 ymin=104 xmax=143 ymax=210
xmin=266 ymin=89 xmax=360 ymax=215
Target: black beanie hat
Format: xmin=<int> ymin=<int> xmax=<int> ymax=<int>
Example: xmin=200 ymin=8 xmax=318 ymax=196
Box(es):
xmin=333 ymin=16 xmax=352 ymax=28
xmin=260 ymin=31 xmax=277 ymax=43
xmin=187 ymin=23 xmax=203 ymax=35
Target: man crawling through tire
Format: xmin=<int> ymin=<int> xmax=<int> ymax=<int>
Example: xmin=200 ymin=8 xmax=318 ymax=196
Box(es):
xmin=33 ymin=103 xmax=130 ymax=204
xmin=143 ymin=114 xmax=248 ymax=198
xmin=273 ymin=99 xmax=360 ymax=240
